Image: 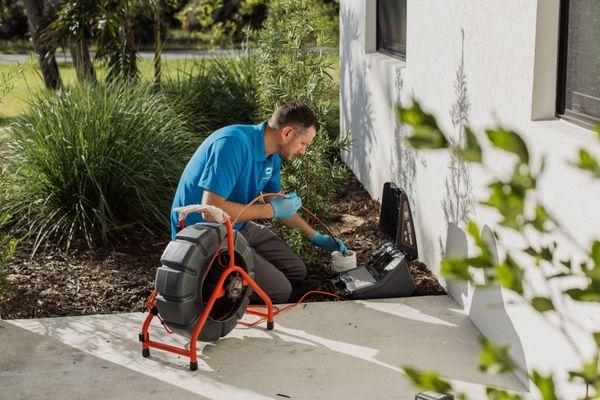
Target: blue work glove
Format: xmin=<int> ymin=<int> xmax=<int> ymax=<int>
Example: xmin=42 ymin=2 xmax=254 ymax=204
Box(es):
xmin=310 ymin=231 xmax=348 ymax=254
xmin=270 ymin=192 xmax=302 ymax=219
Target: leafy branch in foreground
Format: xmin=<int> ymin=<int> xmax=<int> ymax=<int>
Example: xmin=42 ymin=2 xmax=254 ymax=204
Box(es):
xmin=397 ymin=100 xmax=600 ymax=399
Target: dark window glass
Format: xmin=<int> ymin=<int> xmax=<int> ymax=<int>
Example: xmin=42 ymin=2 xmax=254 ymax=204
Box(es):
xmin=558 ymin=0 xmax=600 ymax=127
xmin=377 ymin=0 xmax=407 ymax=58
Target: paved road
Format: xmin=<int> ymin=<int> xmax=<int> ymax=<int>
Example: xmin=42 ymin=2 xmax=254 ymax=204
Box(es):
xmin=0 ymin=49 xmax=248 ymax=64
xmin=0 ymin=48 xmax=335 ymax=64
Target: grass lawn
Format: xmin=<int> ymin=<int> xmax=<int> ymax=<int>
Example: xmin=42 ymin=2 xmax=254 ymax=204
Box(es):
xmin=0 ymin=57 xmax=200 ymax=124
xmin=0 ymin=30 xmax=215 ymax=54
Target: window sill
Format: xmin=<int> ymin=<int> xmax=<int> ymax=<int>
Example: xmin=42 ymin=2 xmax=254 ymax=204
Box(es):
xmin=532 ymin=118 xmax=600 ymax=146
xmin=365 ymin=51 xmax=406 ymax=68
xmin=559 ymin=109 xmax=600 ymax=131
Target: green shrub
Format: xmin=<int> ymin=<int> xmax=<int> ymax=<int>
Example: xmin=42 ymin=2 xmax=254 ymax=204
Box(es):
xmin=253 ymin=0 xmax=351 ymax=266
xmin=0 ymin=227 xmax=17 ymax=300
xmin=0 ymin=0 xmax=28 ymax=40
xmin=162 ymin=56 xmax=261 ymax=136
xmin=0 ymin=167 xmax=17 ymax=300
xmin=176 ymin=0 xmax=267 ymax=48
xmin=2 ymin=83 xmax=195 ymax=252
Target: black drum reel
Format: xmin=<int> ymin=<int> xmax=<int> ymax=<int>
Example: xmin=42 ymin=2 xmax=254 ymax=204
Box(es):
xmin=154 ymin=222 xmax=255 ymax=341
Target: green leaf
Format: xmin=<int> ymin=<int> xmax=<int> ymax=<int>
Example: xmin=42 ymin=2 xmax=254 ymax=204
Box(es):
xmin=524 ymin=247 xmax=537 ymax=257
xmin=566 ymin=288 xmax=600 ymax=302
xmin=594 ymin=331 xmax=600 ymax=348
xmin=441 ymin=258 xmax=473 ymax=282
xmin=529 ymin=205 xmax=549 ymax=232
xmin=467 ymin=220 xmax=482 ymax=246
xmin=481 ymin=180 xmax=527 ymax=230
xmin=479 ymin=339 xmax=514 ymax=374
xmin=486 ymin=388 xmax=522 ymax=400
xmin=575 ymin=149 xmax=600 ymax=178
xmin=453 ymin=127 xmax=482 ymax=163
xmin=403 ymin=367 xmax=452 ymax=394
xmin=539 ymin=246 xmax=553 ymax=262
xmin=531 ymin=297 xmax=554 ymax=312
xmin=560 ymin=259 xmax=572 ymax=270
xmin=569 ymin=361 xmax=600 ymax=387
xmin=532 ymin=371 xmax=558 ymax=400
xmin=495 ymin=255 xmax=525 ymax=295
xmin=546 ymin=272 xmax=570 ymax=279
xmin=397 ymin=102 xmax=449 ymax=149
xmin=466 ymin=255 xmax=493 ymax=269
xmin=486 ymin=128 xmax=529 ymax=164
xmin=406 ymin=127 xmax=449 ymax=150
xmin=538 ymin=154 xmax=548 ymax=176
xmin=592 ymin=241 xmax=600 ymax=267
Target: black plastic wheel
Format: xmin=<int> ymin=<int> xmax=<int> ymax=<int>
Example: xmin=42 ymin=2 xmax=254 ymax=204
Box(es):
xmin=154 ymin=223 xmax=254 ymax=342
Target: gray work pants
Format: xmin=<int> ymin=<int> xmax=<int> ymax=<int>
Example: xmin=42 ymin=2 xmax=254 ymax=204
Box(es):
xmin=239 ymin=221 xmax=307 ymax=303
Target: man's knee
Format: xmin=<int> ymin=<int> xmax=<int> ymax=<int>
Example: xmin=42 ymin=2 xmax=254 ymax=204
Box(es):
xmin=271 ymin=278 xmax=292 ymax=303
xmin=252 ymin=278 xmax=291 ymax=304
xmin=288 ymin=257 xmax=307 ymax=282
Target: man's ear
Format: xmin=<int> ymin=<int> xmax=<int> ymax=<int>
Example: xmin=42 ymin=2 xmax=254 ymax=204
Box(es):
xmin=280 ymin=126 xmax=294 ymax=142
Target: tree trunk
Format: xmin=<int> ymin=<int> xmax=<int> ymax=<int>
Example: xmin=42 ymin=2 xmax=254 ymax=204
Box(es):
xmin=126 ymin=19 xmax=137 ymax=81
xmin=22 ymin=0 xmax=62 ymax=90
xmin=69 ymin=38 xmax=96 ymax=83
xmin=123 ymin=0 xmax=137 ymax=82
xmin=153 ymin=0 xmax=162 ymax=85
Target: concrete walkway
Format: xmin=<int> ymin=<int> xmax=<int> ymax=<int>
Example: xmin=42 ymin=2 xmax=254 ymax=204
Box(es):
xmin=0 ymin=296 xmax=529 ymax=400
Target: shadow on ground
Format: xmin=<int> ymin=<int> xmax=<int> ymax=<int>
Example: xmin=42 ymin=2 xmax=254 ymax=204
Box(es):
xmin=6 ymin=296 xmax=528 ymax=400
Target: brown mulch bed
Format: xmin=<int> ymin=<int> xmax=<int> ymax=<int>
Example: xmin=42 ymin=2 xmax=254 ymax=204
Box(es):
xmin=0 ymin=173 xmax=445 ymax=320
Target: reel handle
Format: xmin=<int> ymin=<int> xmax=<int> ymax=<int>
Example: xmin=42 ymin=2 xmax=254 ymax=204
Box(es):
xmin=173 ymin=204 xmax=230 ymax=225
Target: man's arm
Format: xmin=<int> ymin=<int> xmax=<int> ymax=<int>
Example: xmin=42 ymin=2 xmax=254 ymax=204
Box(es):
xmin=280 ymin=213 xmax=315 ymax=240
xmin=263 ymin=192 xmax=315 ymax=239
xmin=265 ymin=192 xmax=347 ymax=253
xmin=202 ymin=190 xmax=274 ymax=221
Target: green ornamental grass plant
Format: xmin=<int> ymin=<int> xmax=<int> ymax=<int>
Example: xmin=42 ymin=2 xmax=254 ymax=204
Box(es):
xmin=3 ymin=82 xmax=195 ymax=252
xmin=162 ymin=56 xmax=260 ymax=136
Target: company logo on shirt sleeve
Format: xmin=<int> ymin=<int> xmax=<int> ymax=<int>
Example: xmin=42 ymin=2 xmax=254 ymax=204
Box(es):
xmin=262 ymin=167 xmax=273 ymax=181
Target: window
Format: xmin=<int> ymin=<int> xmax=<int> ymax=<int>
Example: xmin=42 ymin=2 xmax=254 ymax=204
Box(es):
xmin=376 ymin=0 xmax=407 ymax=59
xmin=557 ymin=0 xmax=600 ymax=128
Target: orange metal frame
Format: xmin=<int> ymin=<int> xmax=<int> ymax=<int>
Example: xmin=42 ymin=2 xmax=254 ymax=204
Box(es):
xmin=139 ymin=219 xmax=275 ymax=371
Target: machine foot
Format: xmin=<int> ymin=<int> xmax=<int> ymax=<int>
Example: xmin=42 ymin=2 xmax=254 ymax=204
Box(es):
xmin=190 ymin=362 xmax=198 ymax=371
xmin=267 ymin=320 xmax=274 ymax=330
xmin=142 ymin=348 xmax=150 ymax=358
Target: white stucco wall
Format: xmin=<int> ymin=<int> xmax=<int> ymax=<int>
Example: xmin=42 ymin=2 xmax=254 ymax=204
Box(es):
xmin=340 ymin=0 xmax=600 ymax=398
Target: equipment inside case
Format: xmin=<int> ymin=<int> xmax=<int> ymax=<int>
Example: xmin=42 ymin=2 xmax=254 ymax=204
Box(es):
xmin=329 ymin=182 xmax=418 ymax=299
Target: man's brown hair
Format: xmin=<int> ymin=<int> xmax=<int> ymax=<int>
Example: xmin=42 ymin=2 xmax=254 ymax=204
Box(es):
xmin=269 ymin=100 xmax=320 ymax=133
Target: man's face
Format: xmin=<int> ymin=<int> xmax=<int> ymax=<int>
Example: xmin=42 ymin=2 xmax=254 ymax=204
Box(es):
xmin=279 ymin=125 xmax=317 ymax=161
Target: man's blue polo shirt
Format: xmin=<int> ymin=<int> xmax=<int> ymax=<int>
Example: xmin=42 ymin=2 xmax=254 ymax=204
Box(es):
xmin=170 ymin=121 xmax=281 ymax=239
